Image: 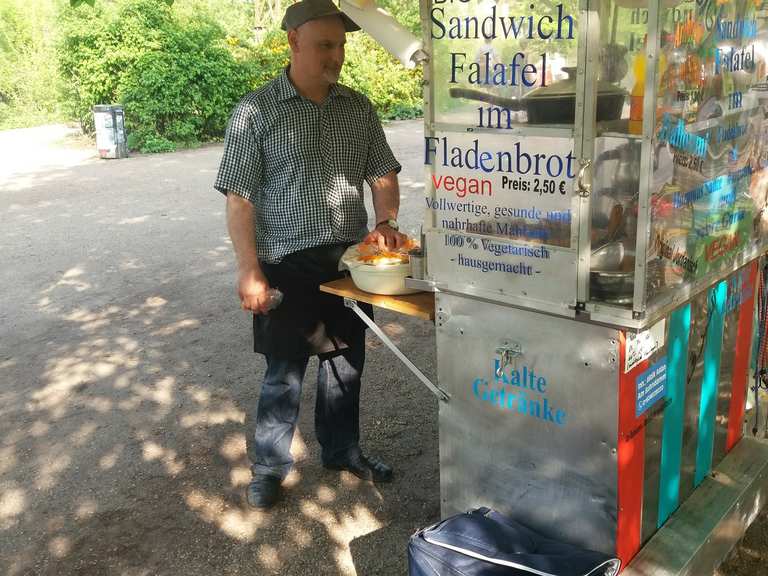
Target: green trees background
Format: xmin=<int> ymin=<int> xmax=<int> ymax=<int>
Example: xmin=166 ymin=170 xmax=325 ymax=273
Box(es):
xmin=0 ymin=0 xmax=422 ymax=152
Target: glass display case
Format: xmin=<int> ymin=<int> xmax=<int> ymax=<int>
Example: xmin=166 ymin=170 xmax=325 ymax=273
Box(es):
xmin=421 ymin=0 xmax=768 ymax=328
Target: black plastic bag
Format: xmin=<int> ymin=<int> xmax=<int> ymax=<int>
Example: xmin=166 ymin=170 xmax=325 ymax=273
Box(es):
xmin=408 ymin=508 xmax=620 ymax=576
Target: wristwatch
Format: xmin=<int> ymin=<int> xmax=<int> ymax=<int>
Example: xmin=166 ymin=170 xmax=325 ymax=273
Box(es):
xmin=376 ymin=218 xmax=399 ymax=231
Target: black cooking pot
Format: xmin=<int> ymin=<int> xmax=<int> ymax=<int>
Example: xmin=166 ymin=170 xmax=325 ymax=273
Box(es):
xmin=449 ymin=67 xmax=626 ymax=124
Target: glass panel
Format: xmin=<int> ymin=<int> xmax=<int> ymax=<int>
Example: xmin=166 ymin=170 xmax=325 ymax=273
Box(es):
xmin=429 ymin=0 xmax=580 ymax=127
xmin=595 ymin=0 xmax=652 ymax=135
xmin=424 ymin=0 xmax=584 ymax=309
xmin=590 ymin=136 xmax=642 ymax=306
xmin=645 ymin=0 xmax=768 ymax=304
xmin=589 ymin=0 xmax=649 ymax=306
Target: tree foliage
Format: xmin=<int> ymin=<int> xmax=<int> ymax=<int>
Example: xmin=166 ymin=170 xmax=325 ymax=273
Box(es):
xmin=0 ymin=0 xmax=62 ymax=129
xmin=59 ymin=0 xmax=248 ymax=152
xmin=4 ymin=0 xmax=424 ymax=149
xmin=69 ymin=0 xmax=173 ymax=6
xmin=342 ymin=31 xmax=421 ymax=120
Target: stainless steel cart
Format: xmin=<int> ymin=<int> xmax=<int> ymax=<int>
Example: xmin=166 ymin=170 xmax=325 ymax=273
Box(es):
xmin=413 ymin=0 xmax=768 ymax=570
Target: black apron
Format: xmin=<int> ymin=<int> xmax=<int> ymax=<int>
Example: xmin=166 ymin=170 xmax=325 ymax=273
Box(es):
xmin=254 ymin=243 xmax=373 ymax=359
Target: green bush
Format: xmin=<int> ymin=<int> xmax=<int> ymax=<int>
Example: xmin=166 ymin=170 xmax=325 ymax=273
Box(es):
xmin=58 ymin=1 xmax=120 ymax=133
xmin=58 ymin=0 xmax=248 ymax=151
xmin=53 ymin=0 xmax=421 ymax=151
xmin=0 ymin=0 xmax=63 ymax=129
xmin=127 ymin=131 xmax=175 ymax=153
xmin=341 ymin=31 xmax=422 ymax=121
xmin=377 ymin=0 xmax=421 ymax=35
xmin=119 ymin=20 xmax=249 ymax=149
xmin=212 ymin=0 xmax=423 ymax=120
xmin=240 ymin=28 xmax=290 ymax=91
xmin=236 ymin=24 xmax=422 ymax=121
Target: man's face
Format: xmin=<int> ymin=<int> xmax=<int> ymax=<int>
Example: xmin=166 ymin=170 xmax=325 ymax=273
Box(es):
xmin=289 ymin=16 xmax=347 ymax=85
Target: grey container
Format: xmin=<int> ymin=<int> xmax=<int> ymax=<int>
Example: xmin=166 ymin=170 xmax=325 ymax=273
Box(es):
xmin=93 ymin=105 xmax=128 ymax=159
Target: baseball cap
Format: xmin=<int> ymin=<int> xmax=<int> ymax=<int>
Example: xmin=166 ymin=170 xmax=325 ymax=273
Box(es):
xmin=281 ymin=0 xmax=361 ymax=32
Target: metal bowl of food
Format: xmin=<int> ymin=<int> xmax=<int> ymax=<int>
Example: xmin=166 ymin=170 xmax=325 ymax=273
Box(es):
xmin=340 ymin=243 xmax=420 ymax=296
xmin=590 ymin=241 xmax=635 ymax=304
xmin=347 ymin=260 xmax=417 ymax=295
xmin=590 ymin=270 xmax=635 ymax=304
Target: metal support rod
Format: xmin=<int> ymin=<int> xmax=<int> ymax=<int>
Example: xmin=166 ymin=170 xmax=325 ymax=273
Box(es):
xmin=344 ymin=298 xmax=450 ymax=402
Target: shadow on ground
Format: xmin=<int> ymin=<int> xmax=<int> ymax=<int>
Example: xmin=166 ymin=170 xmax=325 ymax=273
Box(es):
xmin=3 ymin=123 xmax=766 ymax=576
xmin=0 ymin=136 xmax=440 ymax=575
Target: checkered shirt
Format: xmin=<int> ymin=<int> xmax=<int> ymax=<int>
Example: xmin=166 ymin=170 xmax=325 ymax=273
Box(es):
xmin=214 ymin=68 xmax=402 ymax=263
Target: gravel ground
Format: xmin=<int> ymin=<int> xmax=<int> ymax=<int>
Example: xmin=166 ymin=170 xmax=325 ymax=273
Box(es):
xmin=0 ymin=122 xmax=765 ymax=575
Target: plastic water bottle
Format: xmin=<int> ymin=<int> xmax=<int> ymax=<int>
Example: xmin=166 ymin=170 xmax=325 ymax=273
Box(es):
xmin=263 ymin=288 xmax=283 ymax=311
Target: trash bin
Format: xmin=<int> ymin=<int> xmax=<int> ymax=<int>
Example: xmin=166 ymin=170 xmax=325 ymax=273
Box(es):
xmin=408 ymin=508 xmax=621 ymax=576
xmin=93 ymin=105 xmax=128 ymax=159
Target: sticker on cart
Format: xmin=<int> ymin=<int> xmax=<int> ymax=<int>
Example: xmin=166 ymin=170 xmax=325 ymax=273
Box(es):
xmin=636 ymin=357 xmax=668 ymax=417
xmin=625 ymin=319 xmax=666 ymax=373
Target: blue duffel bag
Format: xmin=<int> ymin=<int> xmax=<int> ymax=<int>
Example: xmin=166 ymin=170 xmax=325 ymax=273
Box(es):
xmin=408 ymin=508 xmax=621 ymax=576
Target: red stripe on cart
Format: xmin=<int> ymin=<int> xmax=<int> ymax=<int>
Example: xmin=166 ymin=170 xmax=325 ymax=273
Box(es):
xmin=726 ymin=262 xmax=758 ymax=453
xmin=617 ymin=333 xmax=649 ymax=568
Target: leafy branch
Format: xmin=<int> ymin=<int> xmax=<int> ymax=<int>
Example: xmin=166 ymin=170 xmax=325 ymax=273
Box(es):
xmin=70 ymin=0 xmax=174 ymax=7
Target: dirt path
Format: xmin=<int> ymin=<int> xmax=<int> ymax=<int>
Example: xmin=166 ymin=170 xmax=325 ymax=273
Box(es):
xmin=0 ymin=122 xmax=765 ymax=575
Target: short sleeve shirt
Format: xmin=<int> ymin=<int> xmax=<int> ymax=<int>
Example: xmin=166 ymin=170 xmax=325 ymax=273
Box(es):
xmin=214 ymin=68 xmax=402 ymax=263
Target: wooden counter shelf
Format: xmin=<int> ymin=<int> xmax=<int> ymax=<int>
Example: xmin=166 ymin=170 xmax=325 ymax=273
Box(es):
xmin=319 ymin=276 xmax=435 ymax=321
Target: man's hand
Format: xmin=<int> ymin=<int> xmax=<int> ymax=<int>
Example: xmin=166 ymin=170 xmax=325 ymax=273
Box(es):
xmin=238 ymin=266 xmax=272 ymax=314
xmin=226 ymin=192 xmax=272 ymax=315
xmin=369 ymin=171 xmax=404 ymax=250
xmin=364 ymin=223 xmax=408 ymax=251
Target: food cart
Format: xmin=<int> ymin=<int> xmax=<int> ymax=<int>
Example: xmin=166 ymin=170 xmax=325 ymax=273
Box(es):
xmin=331 ymin=0 xmax=768 ymax=571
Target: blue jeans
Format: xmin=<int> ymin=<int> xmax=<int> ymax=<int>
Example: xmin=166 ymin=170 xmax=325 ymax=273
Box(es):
xmin=248 ymin=344 xmax=364 ymax=479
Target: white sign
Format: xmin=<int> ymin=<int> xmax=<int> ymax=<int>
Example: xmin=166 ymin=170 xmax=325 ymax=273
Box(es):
xmin=426 ymin=229 xmax=577 ymax=307
xmin=425 ymin=132 xmax=575 ymax=249
xmin=625 ymin=319 xmax=667 ymax=373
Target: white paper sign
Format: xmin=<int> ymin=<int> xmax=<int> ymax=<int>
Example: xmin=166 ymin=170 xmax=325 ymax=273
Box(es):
xmin=425 ymin=132 xmax=575 ymax=249
xmin=625 ymin=319 xmax=667 ymax=373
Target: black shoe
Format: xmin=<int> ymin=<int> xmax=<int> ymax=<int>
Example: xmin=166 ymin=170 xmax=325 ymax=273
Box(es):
xmin=324 ymin=452 xmax=393 ymax=483
xmin=246 ymin=475 xmax=281 ymax=509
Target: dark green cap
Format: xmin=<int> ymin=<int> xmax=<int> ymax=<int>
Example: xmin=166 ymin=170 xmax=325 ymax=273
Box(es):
xmin=281 ymin=0 xmax=360 ymax=32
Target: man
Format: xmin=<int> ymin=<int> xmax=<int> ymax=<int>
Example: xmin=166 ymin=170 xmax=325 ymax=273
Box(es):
xmin=214 ymin=0 xmax=407 ymax=510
